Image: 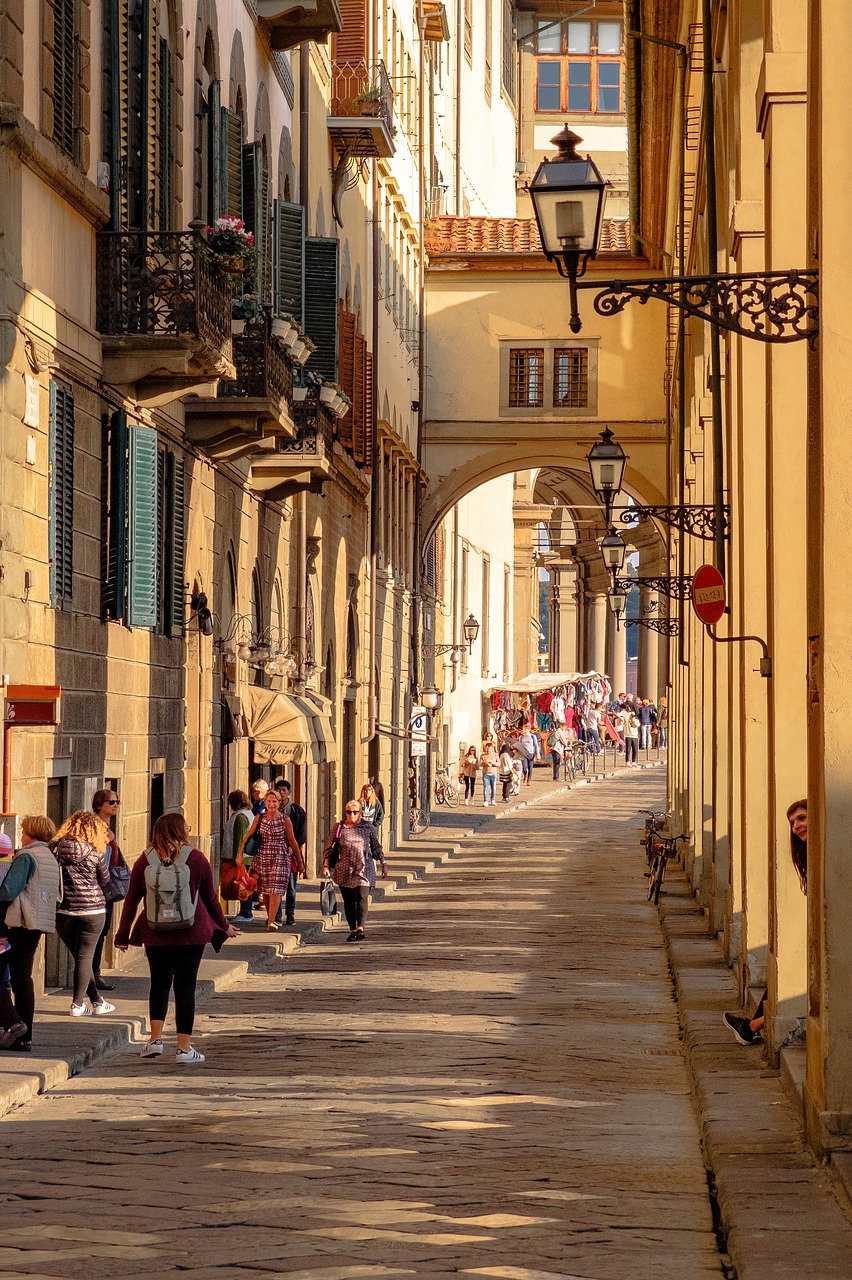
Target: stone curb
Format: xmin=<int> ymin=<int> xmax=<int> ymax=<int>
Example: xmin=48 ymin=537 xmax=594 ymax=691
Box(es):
xmin=657 ymin=867 xmax=852 ymax=1278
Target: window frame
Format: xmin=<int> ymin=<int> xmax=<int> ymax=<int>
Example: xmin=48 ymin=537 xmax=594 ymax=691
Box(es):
xmin=533 ymin=15 xmax=624 ymax=115
xmin=500 ymin=340 xmax=599 ymax=419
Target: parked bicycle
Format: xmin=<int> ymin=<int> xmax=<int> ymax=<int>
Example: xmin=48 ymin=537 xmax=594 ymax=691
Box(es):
xmin=409 ymin=806 xmax=430 ymax=834
xmin=639 ymin=809 xmax=668 ymax=872
xmin=647 ymin=833 xmax=688 ymax=904
xmin=434 ymin=766 xmax=460 ymax=807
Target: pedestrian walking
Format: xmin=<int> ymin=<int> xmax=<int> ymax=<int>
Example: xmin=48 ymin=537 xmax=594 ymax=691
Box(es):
xmin=517 ymin=729 xmax=537 ymax=784
xmin=90 ymin=788 xmax=123 ymax=993
xmin=637 ymin=699 xmax=657 ymax=749
xmin=322 ymin=798 xmax=387 ymax=942
xmin=53 ymin=811 xmax=116 ymax=1018
xmin=498 ymin=744 xmax=516 ymax=802
xmin=481 ymin=742 xmax=499 ymax=805
xmin=0 ymin=815 xmax=61 ymax=1052
xmin=115 ymin=812 xmax=239 ymax=1064
xmin=583 ymin=703 xmax=603 ymax=754
xmin=656 ymin=697 xmax=669 ymax=748
xmin=460 ymin=746 xmax=479 ymax=803
xmin=621 ymin=707 xmax=640 ymax=765
xmin=359 ymin=782 xmax=385 ymax=830
xmin=276 ymin=779 xmax=308 ymax=924
xmin=549 ymin=724 xmax=570 ymax=781
xmin=239 ymin=789 xmax=303 ymax=931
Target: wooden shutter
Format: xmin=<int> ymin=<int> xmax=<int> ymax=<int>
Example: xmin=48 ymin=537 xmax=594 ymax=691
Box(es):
xmin=166 ymin=451 xmax=186 ymax=636
xmin=128 ymin=425 xmax=159 ymax=628
xmin=155 ymin=36 xmax=175 ymax=228
xmin=332 ymin=0 xmax=368 ymax=62
xmin=208 ymin=79 xmax=222 ymax=220
xmin=273 ymin=199 xmax=305 ymax=324
xmin=53 ymin=0 xmax=77 ymax=157
xmin=221 ymin=108 xmax=243 ymax=218
xmin=337 ymin=304 xmax=356 ymax=449
xmin=48 ymin=382 xmax=75 ymax=608
xmin=352 ymin=332 xmax=367 ymax=463
xmin=243 ymin=142 xmax=270 ymax=300
xmin=304 ymin=237 xmax=339 ymax=382
xmin=363 ymin=349 xmax=375 ymax=473
xmin=104 ymin=409 xmax=128 ymax=619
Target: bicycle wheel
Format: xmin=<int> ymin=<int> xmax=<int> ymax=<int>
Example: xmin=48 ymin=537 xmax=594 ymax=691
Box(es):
xmin=648 ymin=853 xmax=664 ymax=903
xmin=445 ymin=786 xmax=459 ymax=808
xmin=434 ymin=782 xmax=445 ymax=805
xmin=575 ymin=746 xmax=588 ymax=775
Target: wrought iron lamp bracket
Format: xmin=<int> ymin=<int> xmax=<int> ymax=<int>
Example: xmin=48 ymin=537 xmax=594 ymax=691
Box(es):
xmin=577 ymin=269 xmax=819 ymax=347
xmin=613 ymin=575 xmax=693 ymax=600
xmin=422 ymin=641 xmax=462 ymax=658
xmin=624 ymin=616 xmax=681 ymax=637
xmin=618 ymin=504 xmax=729 ymax=541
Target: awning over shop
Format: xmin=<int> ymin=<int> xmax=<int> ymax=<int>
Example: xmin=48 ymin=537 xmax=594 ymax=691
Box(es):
xmin=298 ymin=690 xmax=338 ymax=764
xmin=242 ymin=685 xmax=336 ymax=765
xmin=484 ymin=671 xmax=606 ymax=696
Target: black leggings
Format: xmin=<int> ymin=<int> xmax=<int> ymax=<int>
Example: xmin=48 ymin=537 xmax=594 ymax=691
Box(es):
xmin=340 ymin=886 xmax=370 ymax=931
xmin=92 ymin=901 xmax=115 ymax=980
xmin=0 ymin=927 xmax=43 ymax=1038
xmin=625 ymin=738 xmax=638 ymax=764
xmin=463 ymin=775 xmax=476 ymax=798
xmin=145 ymin=944 xmax=205 ymax=1035
xmin=56 ymin=912 xmax=105 ymax=1005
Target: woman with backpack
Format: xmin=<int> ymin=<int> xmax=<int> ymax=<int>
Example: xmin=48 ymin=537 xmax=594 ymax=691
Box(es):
xmin=53 ymin=811 xmax=116 ymax=1018
xmin=115 ymin=812 xmax=239 ymax=1064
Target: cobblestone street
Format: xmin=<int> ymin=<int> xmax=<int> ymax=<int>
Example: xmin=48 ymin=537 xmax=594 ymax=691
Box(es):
xmin=1 ymin=773 xmax=724 ymax=1278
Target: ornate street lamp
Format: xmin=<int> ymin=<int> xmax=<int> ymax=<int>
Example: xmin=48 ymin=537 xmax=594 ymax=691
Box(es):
xmin=462 ymin=613 xmax=480 ymax=652
xmin=420 ymin=685 xmax=444 ymax=713
xmin=527 ymin=126 xmax=607 ymax=334
xmin=587 ymin=428 xmax=627 ymax=525
xmin=599 ymin=528 xmax=627 ymax=575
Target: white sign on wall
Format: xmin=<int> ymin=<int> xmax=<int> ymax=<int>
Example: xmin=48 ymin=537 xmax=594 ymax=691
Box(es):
xmin=24 ymin=375 xmax=40 ymax=429
xmin=411 ymin=705 xmax=428 ymax=757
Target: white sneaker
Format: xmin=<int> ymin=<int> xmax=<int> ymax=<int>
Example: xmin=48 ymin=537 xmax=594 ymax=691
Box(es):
xmin=70 ymin=1002 xmax=91 ymax=1017
xmin=176 ymin=1046 xmax=205 ymax=1064
xmin=92 ymin=1000 xmax=116 ymax=1015
xmin=140 ymin=1039 xmax=164 ymax=1058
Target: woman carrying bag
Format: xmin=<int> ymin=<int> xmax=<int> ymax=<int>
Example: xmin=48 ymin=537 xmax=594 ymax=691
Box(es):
xmin=322 ymin=798 xmax=387 ymax=942
xmin=115 ymin=812 xmax=239 ymax=1064
xmin=238 ymin=789 xmax=304 ymax=932
xmin=53 ymin=811 xmax=116 ymax=1018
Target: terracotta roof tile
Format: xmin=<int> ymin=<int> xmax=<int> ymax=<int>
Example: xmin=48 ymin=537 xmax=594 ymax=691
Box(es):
xmin=424 ymin=216 xmax=631 ymax=257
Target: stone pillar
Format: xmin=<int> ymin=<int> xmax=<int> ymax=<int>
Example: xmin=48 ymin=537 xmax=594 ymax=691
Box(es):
xmin=588 ymin=591 xmax=608 ymax=675
xmin=548 ymin=563 xmax=578 ymax=673
xmin=606 ymin=607 xmax=627 ymax=697
xmin=637 ymin=587 xmax=659 ymax=700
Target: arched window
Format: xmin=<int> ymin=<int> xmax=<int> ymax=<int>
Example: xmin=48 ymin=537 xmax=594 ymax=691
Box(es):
xmin=345 ymin=605 xmax=357 ymax=682
xmin=305 ymin=581 xmax=316 ymax=668
xmin=221 ymin=546 xmax=237 ymax=640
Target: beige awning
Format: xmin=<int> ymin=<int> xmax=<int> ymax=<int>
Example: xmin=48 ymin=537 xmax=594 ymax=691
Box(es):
xmin=242 ymin=685 xmax=337 ymax=765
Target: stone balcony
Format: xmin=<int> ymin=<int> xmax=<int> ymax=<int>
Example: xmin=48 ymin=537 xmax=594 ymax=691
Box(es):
xmin=328 ymin=59 xmax=395 ymax=159
xmin=248 ymin=399 xmax=335 ymax=501
xmin=184 ymin=316 xmax=296 ymax=462
xmin=96 ymin=230 xmax=234 ymax=408
xmin=257 ymin=0 xmax=342 ymax=51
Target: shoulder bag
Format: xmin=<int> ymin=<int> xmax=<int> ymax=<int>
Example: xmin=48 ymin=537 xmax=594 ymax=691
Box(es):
xmin=104 ymin=845 xmax=131 ymax=904
xmin=325 ymin=822 xmax=343 ymax=870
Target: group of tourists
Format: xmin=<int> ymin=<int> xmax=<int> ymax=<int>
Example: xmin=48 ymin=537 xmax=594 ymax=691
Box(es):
xmin=0 ymin=774 xmax=388 ymax=1065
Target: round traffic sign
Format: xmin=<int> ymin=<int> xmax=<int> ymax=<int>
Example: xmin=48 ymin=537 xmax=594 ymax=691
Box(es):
xmin=692 ymin=564 xmax=726 ymax=625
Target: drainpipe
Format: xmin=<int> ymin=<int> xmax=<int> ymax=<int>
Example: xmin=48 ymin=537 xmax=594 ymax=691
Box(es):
xmin=702 ymin=0 xmax=726 ymax=581
xmin=454 ymin=0 xmax=462 ymax=212
xmin=367 ymin=2 xmax=380 ymax=745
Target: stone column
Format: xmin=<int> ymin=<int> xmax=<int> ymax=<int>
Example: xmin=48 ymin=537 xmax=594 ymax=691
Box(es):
xmin=637 ymin=587 xmax=659 ymax=701
xmin=588 ymin=591 xmax=608 ymax=675
xmin=606 ymin=607 xmax=627 ymax=697
xmin=549 ymin=563 xmax=578 ymax=672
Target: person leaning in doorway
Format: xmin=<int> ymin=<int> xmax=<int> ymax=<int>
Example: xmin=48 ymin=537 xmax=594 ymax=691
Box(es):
xmin=322 ymin=798 xmax=387 ymax=942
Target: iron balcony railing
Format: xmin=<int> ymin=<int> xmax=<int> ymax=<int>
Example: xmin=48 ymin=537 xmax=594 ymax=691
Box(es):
xmin=96 ymin=231 xmax=231 ymax=352
xmin=217 ymin=317 xmax=293 ymax=405
xmin=280 ymin=401 xmax=335 ymax=455
xmin=331 ymin=58 xmax=393 ymax=135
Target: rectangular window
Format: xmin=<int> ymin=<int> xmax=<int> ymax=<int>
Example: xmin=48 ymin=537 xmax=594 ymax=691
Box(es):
xmin=53 ymin=0 xmax=77 ymax=158
xmin=304 ymin=237 xmax=340 ymax=382
xmin=553 ymin=348 xmax=589 ymax=407
xmin=481 ymin=558 xmax=491 ymax=677
xmin=536 ymin=60 xmax=561 ymax=112
xmin=501 ymin=0 xmax=516 ymax=102
xmin=273 ymin=199 xmax=305 ymax=325
xmin=508 ymin=349 xmax=544 ymax=408
xmin=49 ymin=382 xmax=75 ymax=608
xmin=534 ymin=17 xmax=623 ymax=114
xmin=484 ymin=0 xmax=493 ymax=100
xmin=464 ymin=0 xmax=473 ymax=60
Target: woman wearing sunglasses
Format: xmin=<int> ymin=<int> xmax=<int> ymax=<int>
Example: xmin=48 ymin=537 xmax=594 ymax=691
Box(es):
xmin=90 ymin=789 xmax=123 ymax=991
xmin=322 ymin=800 xmax=387 ymax=942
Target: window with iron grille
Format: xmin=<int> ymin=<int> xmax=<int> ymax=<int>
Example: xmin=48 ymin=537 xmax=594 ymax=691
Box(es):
xmin=53 ymin=0 xmax=77 ymax=158
xmin=508 ymin=349 xmax=544 ymax=408
xmin=553 ymin=347 xmax=589 ymax=407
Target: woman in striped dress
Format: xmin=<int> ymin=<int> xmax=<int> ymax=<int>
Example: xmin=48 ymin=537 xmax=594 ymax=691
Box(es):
xmin=239 ymin=790 xmax=303 ymax=931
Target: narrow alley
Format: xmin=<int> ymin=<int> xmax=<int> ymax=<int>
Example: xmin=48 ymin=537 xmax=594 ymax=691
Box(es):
xmin=1 ymin=771 xmax=734 ymax=1279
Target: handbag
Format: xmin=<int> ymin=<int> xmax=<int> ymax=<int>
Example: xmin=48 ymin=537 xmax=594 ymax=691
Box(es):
xmin=320 ymin=879 xmax=338 ymax=917
xmin=243 ymin=829 xmax=261 ymax=860
xmin=325 ymin=822 xmax=343 ymax=870
xmin=104 ymin=846 xmax=130 ymax=903
xmin=234 ymin=867 xmax=258 ymax=902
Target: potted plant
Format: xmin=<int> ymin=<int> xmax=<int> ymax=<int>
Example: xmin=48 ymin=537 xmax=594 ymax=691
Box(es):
xmin=319 ymin=381 xmax=340 ymax=405
xmin=294 ymin=335 xmax=316 ymax=367
xmin=206 ymin=216 xmax=256 ymax=277
xmin=272 ymin=313 xmax=298 ymax=344
xmin=231 ymin=295 xmax=263 ymax=333
xmin=353 ymin=84 xmax=383 ymax=116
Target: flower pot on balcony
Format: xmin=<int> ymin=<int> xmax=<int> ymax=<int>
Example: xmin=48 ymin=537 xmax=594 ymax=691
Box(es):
xmin=292 ymin=385 xmax=310 ymax=403
xmin=272 ymin=317 xmax=296 ymax=344
xmin=290 ymin=338 xmax=307 ymax=362
xmin=231 ymin=319 xmax=246 ymax=335
xmin=217 ymin=255 xmax=248 ymax=275
xmin=319 ymin=383 xmax=338 ymax=405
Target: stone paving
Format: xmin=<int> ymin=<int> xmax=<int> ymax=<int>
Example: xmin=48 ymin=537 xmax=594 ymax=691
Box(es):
xmin=0 ymin=770 xmax=725 ymax=1279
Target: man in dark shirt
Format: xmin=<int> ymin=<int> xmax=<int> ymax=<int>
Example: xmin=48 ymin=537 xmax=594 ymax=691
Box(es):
xmin=275 ymin=779 xmax=307 ymax=925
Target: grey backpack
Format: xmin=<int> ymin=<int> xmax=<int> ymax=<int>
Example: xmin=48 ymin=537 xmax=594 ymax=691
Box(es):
xmin=144 ymin=845 xmax=198 ymax=931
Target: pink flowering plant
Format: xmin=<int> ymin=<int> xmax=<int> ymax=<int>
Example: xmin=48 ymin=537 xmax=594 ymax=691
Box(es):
xmin=206 ymin=217 xmax=256 ymax=273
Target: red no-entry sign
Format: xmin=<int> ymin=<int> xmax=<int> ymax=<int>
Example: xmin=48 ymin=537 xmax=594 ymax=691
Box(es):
xmin=692 ymin=565 xmax=726 ymax=625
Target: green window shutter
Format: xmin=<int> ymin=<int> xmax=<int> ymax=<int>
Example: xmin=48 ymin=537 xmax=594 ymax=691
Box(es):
xmin=166 ymin=451 xmax=186 ymax=636
xmin=48 ymin=381 xmax=75 ymax=608
xmin=273 ymin=199 xmax=305 ymax=325
xmin=304 ymin=237 xmax=340 ymax=382
xmin=208 ymin=79 xmax=222 ymax=220
xmin=52 ymin=0 xmax=76 ymax=157
xmin=128 ymin=425 xmax=159 ymax=628
xmin=221 ymin=108 xmax=243 ymax=219
xmin=104 ymin=409 xmax=128 ymax=620
xmin=242 ymin=141 xmax=270 ymax=300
